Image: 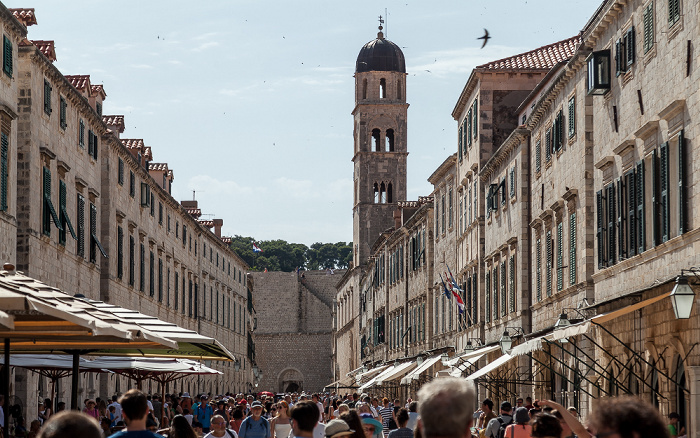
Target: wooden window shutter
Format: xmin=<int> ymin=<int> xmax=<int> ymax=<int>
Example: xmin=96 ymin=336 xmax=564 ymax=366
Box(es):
xmin=607 ymin=184 xmax=616 ymax=265
xmin=77 ymin=194 xmax=85 ymax=258
xmin=458 ymin=125 xmax=463 ymax=161
xmin=535 ymin=140 xmax=541 ymax=172
xmin=129 ymin=235 xmax=135 ymax=286
xmin=59 ymin=97 xmax=67 ymax=130
xmin=118 ymin=158 xmax=124 ymax=185
xmin=569 ymin=213 xmax=577 ymax=285
xmin=500 ymin=261 xmax=506 ymax=317
xmin=626 ymin=170 xmax=637 ymax=256
xmin=509 ymin=255 xmax=515 ymax=313
xmin=92 ymin=132 xmax=98 ymax=160
xmin=467 ymin=109 xmax=472 ymax=146
xmin=485 ymin=271 xmax=490 ymax=323
xmin=678 ymin=130 xmax=686 ymax=235
xmin=149 ymin=251 xmax=155 ymax=297
xmin=615 ymin=39 xmax=623 ymax=76
xmin=597 ymin=190 xmax=604 ymax=268
xmin=79 ymin=120 xmax=85 ymax=148
xmin=139 ymin=243 xmax=145 ymax=292
xmin=659 ymin=142 xmax=670 ymax=242
xmin=568 ymin=96 xmax=576 ymax=138
xmin=651 ymin=149 xmax=659 ymax=246
xmin=472 ymin=99 xmax=478 ymax=139
xmin=117 ymin=226 xmax=123 ymax=280
xmin=556 ymin=222 xmax=563 ymax=291
xmin=643 ymin=3 xmax=654 ymax=53
xmin=3 ymin=35 xmax=12 ymax=77
xmin=493 ymin=266 xmax=498 ymax=321
xmin=545 ymin=128 xmax=552 ymax=161
xmin=636 ymin=160 xmax=646 ymax=253
xmin=617 ymin=178 xmax=625 ymax=259
xmin=668 ymin=0 xmax=680 ymax=25
xmin=546 ymin=230 xmax=552 ymax=296
xmin=536 ymin=237 xmax=542 ymax=301
xmin=44 ymin=80 xmax=52 ymax=115
xmin=626 ymin=26 xmax=635 ymax=66
xmin=88 ymin=129 xmax=94 ymax=157
xmin=0 ymin=132 xmax=7 ymax=211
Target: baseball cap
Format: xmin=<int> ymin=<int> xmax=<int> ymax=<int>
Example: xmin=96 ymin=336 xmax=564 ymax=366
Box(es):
xmin=251 ymin=401 xmax=263 ymax=408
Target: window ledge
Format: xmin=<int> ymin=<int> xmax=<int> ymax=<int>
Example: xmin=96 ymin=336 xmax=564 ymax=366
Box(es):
xmin=668 ymin=19 xmax=683 ymax=41
xmin=643 ymin=45 xmax=657 ymax=65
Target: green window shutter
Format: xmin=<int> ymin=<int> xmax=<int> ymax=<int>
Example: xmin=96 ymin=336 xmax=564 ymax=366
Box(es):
xmin=472 ymin=99 xmax=478 ymax=139
xmin=58 ymin=180 xmax=66 ymax=245
xmin=569 ymin=213 xmax=577 ymax=286
xmin=118 ymin=158 xmax=124 ymax=185
xmin=129 ymin=235 xmax=135 ymax=286
xmin=43 ymin=167 xmax=51 ymax=235
xmin=59 ymin=97 xmax=67 ymax=130
xmin=545 ymin=128 xmax=552 ymax=161
xmin=617 ymin=178 xmax=625 ymax=259
xmin=472 ymin=275 xmax=477 ymax=321
xmin=3 ymin=35 xmax=12 ymax=77
xmin=458 ymin=125 xmax=463 ymax=161
xmin=44 ymin=80 xmax=52 ymax=115
xmin=77 ymin=194 xmax=85 ymax=257
xmin=568 ymin=96 xmax=576 ymax=138
xmin=536 ymin=237 xmax=542 ymax=301
xmin=149 ymin=251 xmax=155 ymax=297
xmin=467 ymin=109 xmax=472 ymax=146
xmin=117 ymin=226 xmax=123 ymax=280
xmin=0 ymin=132 xmax=7 ymax=211
xmin=79 ymin=120 xmax=85 ymax=148
xmin=546 ymin=230 xmax=552 ymax=296
xmin=535 ymin=140 xmax=541 ymax=172
xmin=92 ymin=132 xmax=98 ymax=160
xmin=678 ymin=130 xmax=686 ymax=235
xmin=89 ymin=203 xmax=107 ymax=261
xmin=555 ymin=110 xmax=564 ymax=151
xmin=462 ymin=120 xmax=468 ymax=155
xmin=173 ymin=272 xmax=178 ymax=309
xmin=139 ymin=243 xmax=145 ymax=292
xmin=88 ymin=129 xmax=94 ymax=157
xmin=637 ymin=160 xmax=646 ymax=253
xmin=626 ymin=170 xmax=637 ymax=256
xmin=615 ymin=39 xmax=623 ymax=76
xmin=659 ymin=142 xmax=669 ymax=242
xmin=493 ymin=267 xmax=498 ymax=320
xmin=485 ymin=271 xmax=490 ymax=323
xmin=158 ymin=259 xmax=163 ymax=302
xmin=626 ymin=26 xmax=636 ymax=67
xmin=510 ymin=167 xmax=515 ymax=198
xmin=669 ymin=0 xmax=680 ymax=25
xmin=500 ymin=261 xmax=506 ymax=316
xmin=607 ymin=184 xmax=616 ymax=264
xmin=643 ymin=2 xmax=654 ymax=53
xmin=509 ymin=255 xmax=515 ymax=313
xmin=557 ymin=221 xmax=563 ymax=291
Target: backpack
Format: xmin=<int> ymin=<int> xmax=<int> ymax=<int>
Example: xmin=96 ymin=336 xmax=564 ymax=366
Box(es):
xmin=496 ymin=417 xmax=513 ymax=438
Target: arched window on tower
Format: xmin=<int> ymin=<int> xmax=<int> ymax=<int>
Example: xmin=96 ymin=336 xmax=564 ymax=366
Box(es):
xmin=372 ymin=129 xmax=381 ymax=152
xmin=374 ymin=183 xmax=380 ymax=203
xmin=387 ymin=182 xmax=393 ymax=203
xmin=362 ymin=79 xmax=368 ymax=100
xmin=397 ymin=79 xmax=402 ymax=100
xmin=386 ymin=129 xmax=394 ymax=152
xmin=380 ymin=182 xmax=387 ymax=203
xmin=380 ymin=78 xmax=386 ymax=99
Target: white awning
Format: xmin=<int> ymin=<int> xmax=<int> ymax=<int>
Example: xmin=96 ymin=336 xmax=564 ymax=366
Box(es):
xmin=449 ymin=351 xmax=490 ymax=377
xmin=376 ymin=361 xmax=416 ymax=386
xmin=359 ymin=365 xmax=397 ymax=391
xmin=447 ymin=345 xmax=500 ymax=367
xmin=465 ymin=354 xmax=514 ymax=381
xmin=400 ymin=355 xmax=441 ymax=384
xmin=355 ymin=365 xmax=389 ymax=384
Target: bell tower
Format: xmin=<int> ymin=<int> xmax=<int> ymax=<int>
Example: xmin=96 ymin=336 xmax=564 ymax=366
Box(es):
xmin=352 ymin=21 xmax=408 ymax=267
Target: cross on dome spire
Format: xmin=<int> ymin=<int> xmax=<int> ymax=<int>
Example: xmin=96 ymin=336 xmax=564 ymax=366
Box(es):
xmin=378 ymin=15 xmax=384 ymax=38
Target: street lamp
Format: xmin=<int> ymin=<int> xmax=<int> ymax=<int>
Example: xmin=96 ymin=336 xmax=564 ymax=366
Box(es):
xmin=440 ymin=352 xmax=450 ymax=366
xmin=464 ymin=338 xmax=483 ymax=352
xmin=499 ymin=327 xmax=524 ymax=354
xmin=234 ymin=360 xmax=241 ymax=372
xmin=416 ymin=356 xmax=424 ymax=367
xmin=253 ymin=365 xmax=259 ymax=378
xmin=671 ymin=272 xmax=697 ymax=319
xmin=554 ymin=313 xmax=571 ymax=343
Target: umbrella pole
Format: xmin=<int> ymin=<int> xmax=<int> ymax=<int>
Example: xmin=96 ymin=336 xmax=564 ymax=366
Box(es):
xmin=4 ymin=338 xmax=9 ymax=438
xmin=71 ymin=352 xmax=79 ymax=410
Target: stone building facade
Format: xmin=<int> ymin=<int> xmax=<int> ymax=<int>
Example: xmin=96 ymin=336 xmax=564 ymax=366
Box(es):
xmin=333 ymin=0 xmax=700 ymax=432
xmin=0 ymin=5 xmax=255 ymax=413
xmin=252 ymin=270 xmax=343 ymax=392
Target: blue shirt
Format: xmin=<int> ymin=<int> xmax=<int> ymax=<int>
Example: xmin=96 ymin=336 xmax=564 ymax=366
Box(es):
xmin=108 ymin=430 xmax=164 ymax=438
xmin=195 ymin=403 xmax=214 ymax=427
xmin=238 ymin=416 xmax=270 ymax=438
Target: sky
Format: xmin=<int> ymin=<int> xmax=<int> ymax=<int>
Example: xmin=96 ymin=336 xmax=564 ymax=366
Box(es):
xmin=10 ymin=0 xmax=601 ymax=246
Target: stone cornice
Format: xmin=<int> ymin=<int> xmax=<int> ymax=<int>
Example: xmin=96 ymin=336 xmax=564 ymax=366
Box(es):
xmin=480 ymin=128 xmax=529 ymax=180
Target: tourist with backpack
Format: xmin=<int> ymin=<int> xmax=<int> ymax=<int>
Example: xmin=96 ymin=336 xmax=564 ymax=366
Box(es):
xmin=503 ymin=408 xmax=530 ymax=438
xmin=483 ymin=402 xmax=512 ymax=438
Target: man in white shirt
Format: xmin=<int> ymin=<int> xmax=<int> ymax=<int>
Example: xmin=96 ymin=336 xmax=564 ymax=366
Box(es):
xmin=108 ymin=395 xmax=122 ymax=421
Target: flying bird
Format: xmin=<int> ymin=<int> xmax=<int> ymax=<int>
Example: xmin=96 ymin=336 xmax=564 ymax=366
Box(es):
xmin=478 ymin=29 xmax=490 ymax=48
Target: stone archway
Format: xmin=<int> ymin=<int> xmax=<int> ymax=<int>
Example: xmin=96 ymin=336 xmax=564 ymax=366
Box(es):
xmin=278 ymin=368 xmax=304 ymax=393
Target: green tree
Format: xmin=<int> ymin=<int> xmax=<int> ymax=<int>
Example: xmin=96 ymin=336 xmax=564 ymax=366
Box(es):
xmin=227 ymin=236 xmax=352 ymax=272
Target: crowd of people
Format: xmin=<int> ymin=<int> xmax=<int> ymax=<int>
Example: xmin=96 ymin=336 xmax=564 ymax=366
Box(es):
xmin=3 ymin=380 xmax=685 ymax=438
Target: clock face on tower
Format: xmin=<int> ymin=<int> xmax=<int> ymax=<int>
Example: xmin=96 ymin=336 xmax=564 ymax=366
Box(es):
xmin=351 ymin=28 xmax=409 ymax=267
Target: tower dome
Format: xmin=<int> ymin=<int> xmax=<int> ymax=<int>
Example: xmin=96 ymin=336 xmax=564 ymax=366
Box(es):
xmin=355 ymin=28 xmax=406 ymax=74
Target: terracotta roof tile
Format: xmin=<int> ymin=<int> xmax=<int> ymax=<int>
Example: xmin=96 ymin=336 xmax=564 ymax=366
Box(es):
xmin=121 ymin=139 xmax=145 ymax=149
xmin=477 ymin=35 xmax=581 ymax=70
xmin=198 ymin=220 xmax=214 ymax=228
xmin=167 ymin=170 xmax=174 ymax=178
xmin=186 ymin=208 xmax=202 ymax=219
xmin=148 ymin=163 xmax=169 ymax=171
xmin=31 ymin=40 xmax=56 ymax=62
xmin=64 ymin=75 xmax=91 ymax=92
xmin=91 ymin=84 xmax=106 ymax=99
xmin=144 ymin=146 xmax=153 ymax=161
xmin=221 ymin=237 xmax=232 ymax=244
xmin=103 ymin=115 xmax=125 ymax=130
xmin=9 ymin=8 xmax=37 ymax=27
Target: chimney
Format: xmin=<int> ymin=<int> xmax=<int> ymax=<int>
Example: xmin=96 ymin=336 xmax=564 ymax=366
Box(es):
xmin=213 ymin=219 xmax=223 ymax=238
xmin=393 ymin=208 xmax=402 ymax=229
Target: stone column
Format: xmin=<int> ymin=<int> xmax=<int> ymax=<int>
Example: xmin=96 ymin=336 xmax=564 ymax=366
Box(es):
xmin=685 ymin=366 xmax=700 ymax=438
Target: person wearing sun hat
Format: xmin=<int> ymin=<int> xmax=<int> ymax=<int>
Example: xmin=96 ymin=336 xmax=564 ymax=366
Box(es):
xmin=359 ymin=414 xmax=383 ymax=438
xmin=325 ymin=419 xmax=355 ymax=438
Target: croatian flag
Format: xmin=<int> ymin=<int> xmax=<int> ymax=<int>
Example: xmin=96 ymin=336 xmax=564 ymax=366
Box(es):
xmin=446 ymin=268 xmax=465 ymax=314
xmin=447 ymin=266 xmax=463 ymax=293
xmin=440 ymin=274 xmax=453 ymax=299
xmin=252 ymin=243 xmax=262 ymax=253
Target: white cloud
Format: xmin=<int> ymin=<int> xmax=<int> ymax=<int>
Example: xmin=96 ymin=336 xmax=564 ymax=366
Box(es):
xmin=192 ymin=41 xmax=220 ymax=52
xmin=408 ymin=45 xmax=529 ymax=77
xmin=130 ymin=64 xmax=154 ymax=70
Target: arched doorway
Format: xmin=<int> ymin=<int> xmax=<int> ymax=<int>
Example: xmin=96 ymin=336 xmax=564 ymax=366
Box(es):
xmin=278 ymin=368 xmax=304 ymax=394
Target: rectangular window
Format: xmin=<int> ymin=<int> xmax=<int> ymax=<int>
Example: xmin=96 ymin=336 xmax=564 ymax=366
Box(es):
xmin=117 ymin=226 xmax=124 ymax=280
xmin=150 ymin=193 xmax=155 ymax=217
xmin=568 ymin=96 xmax=576 ymax=138
xmin=500 ymin=261 xmax=506 ymax=317
xmin=553 ymin=110 xmax=564 ymax=152
xmin=140 ymin=183 xmax=151 ymax=207
xmin=79 ymin=120 xmax=85 ymax=149
xmin=535 ymin=139 xmax=541 ymax=172
xmin=586 ymin=50 xmax=611 ymax=95
xmin=90 ymin=203 xmax=106 ymax=263
xmin=174 ymin=272 xmax=179 ymax=310
xmin=659 ymin=142 xmax=670 ymax=243
xmin=139 ymin=243 xmax=145 ymax=292
xmin=129 ymin=235 xmax=135 ymax=286
xmin=556 ymin=221 xmax=564 ymax=291
xmin=546 ymin=230 xmax=552 ymax=296
xmin=59 ymin=97 xmax=67 ymax=130
xmin=167 ymin=268 xmax=170 ymax=307
xmin=643 ymin=2 xmax=655 ymax=53
xmin=118 ymin=158 xmax=124 ymax=185
xmin=545 ymin=127 xmax=552 ymax=162
xmin=485 ymin=271 xmax=490 ymax=323
xmin=149 ymin=251 xmax=155 ymax=297
xmin=466 ymin=109 xmax=472 ymax=147
xmin=668 ymin=0 xmax=680 ymax=25
xmin=569 ymin=213 xmax=577 ymax=285
xmin=509 ymin=255 xmax=515 ymax=313
xmin=88 ymin=129 xmax=94 ymax=158
xmin=677 ymin=130 xmax=686 ymax=235
xmin=43 ymin=79 xmax=52 ymax=115
xmin=77 ymin=194 xmax=85 ymax=258
xmin=536 ymin=237 xmax=542 ymax=301
xmin=2 ymin=35 xmax=12 ymax=77
xmin=42 ymin=167 xmax=61 ymax=236
xmin=129 ymin=171 xmax=135 ymax=198
xmin=158 ymin=202 xmax=163 ymax=225
xmin=448 ymin=188 xmax=453 ymax=228
xmin=1 ymin=133 xmax=7 ymax=211
xmin=58 ymin=180 xmax=77 ymax=246
xmin=492 ymin=267 xmax=498 ymax=321
xmin=509 ymin=167 xmax=516 ymax=198
xmin=607 ymin=183 xmax=617 ymax=264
